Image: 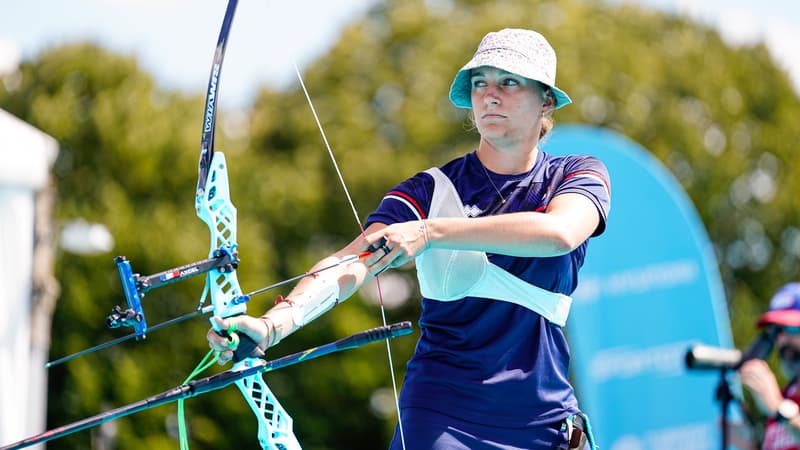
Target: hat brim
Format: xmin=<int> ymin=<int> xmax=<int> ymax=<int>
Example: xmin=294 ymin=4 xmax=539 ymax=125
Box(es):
xmin=448 ymin=66 xmax=572 ymax=110
xmin=757 ymin=310 xmax=800 ymax=327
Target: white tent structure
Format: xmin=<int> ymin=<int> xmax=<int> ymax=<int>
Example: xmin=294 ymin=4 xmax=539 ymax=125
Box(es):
xmin=0 ymin=108 xmax=59 ymax=448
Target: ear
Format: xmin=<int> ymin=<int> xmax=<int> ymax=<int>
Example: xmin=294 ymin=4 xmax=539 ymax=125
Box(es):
xmin=542 ymin=90 xmax=556 ymax=115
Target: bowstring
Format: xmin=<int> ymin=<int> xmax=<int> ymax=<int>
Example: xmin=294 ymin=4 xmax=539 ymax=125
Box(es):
xmin=293 ymin=64 xmax=407 ymax=450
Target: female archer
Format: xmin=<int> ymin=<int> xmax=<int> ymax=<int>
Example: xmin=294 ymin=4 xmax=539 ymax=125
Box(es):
xmin=209 ymin=28 xmax=610 ymax=450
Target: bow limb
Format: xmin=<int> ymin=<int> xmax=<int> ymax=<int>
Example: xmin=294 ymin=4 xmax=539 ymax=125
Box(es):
xmin=196 ymin=153 xmax=300 ymax=450
xmin=196 ymin=1 xmax=300 ymax=449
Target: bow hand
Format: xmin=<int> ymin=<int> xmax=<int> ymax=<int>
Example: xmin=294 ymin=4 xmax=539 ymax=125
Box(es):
xmin=208 ymin=315 xmax=269 ymax=364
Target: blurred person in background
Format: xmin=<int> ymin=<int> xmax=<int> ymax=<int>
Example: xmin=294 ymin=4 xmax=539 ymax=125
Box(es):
xmin=208 ymin=28 xmax=610 ymax=450
xmin=740 ymin=282 xmax=800 ymax=450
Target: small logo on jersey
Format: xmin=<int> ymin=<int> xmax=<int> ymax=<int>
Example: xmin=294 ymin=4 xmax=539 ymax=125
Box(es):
xmin=462 ymin=204 xmax=483 ymax=218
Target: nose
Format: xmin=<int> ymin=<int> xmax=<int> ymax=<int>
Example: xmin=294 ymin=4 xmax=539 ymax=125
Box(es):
xmin=483 ymin=86 xmax=500 ymax=107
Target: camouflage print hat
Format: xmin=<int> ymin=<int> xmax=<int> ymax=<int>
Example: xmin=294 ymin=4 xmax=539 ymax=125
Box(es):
xmin=449 ymin=28 xmax=572 ymax=110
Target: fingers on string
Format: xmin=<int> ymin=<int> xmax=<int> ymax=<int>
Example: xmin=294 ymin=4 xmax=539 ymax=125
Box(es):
xmin=366 ymin=236 xmax=388 ymax=253
xmin=372 ymin=255 xmax=394 ymax=276
xmin=368 ymin=236 xmax=393 ymax=262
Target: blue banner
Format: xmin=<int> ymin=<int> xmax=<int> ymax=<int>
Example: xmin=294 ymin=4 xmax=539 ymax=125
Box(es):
xmin=544 ymin=125 xmax=734 ymax=450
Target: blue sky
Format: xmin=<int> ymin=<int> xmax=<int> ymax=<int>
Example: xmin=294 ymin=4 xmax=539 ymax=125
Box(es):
xmin=1 ymin=0 xmax=798 ymax=109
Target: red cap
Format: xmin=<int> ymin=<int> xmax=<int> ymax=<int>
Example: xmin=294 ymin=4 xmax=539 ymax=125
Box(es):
xmin=757 ymin=283 xmax=800 ymax=327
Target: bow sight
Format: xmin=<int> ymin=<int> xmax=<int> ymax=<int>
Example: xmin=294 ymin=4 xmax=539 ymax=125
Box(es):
xmin=108 ymin=247 xmax=240 ymax=340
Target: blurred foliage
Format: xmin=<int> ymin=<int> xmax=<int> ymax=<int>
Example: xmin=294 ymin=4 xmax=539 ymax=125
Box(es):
xmin=1 ymin=0 xmax=799 ymax=448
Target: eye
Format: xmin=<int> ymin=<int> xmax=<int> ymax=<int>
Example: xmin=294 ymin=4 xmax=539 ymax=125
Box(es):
xmin=471 ymin=78 xmax=487 ymax=88
xmin=501 ymin=77 xmax=521 ymax=87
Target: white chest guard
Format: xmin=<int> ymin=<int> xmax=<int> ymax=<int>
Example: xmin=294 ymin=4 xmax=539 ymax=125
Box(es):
xmin=415 ymin=168 xmax=572 ymax=326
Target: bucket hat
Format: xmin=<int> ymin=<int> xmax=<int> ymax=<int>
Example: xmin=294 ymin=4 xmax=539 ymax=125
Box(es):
xmin=757 ymin=282 xmax=800 ymax=327
xmin=449 ymin=28 xmax=572 ymax=110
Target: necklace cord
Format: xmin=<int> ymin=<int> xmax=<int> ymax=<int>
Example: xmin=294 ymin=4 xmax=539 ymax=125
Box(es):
xmin=480 ymin=162 xmax=507 ymax=204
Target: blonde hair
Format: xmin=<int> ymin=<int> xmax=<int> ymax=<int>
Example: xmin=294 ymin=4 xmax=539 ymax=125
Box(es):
xmin=540 ymin=116 xmax=554 ymax=139
xmin=539 ymin=84 xmax=556 ymax=139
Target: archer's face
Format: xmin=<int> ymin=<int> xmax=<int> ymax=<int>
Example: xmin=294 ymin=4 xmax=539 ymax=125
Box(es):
xmin=778 ymin=331 xmax=800 ymax=378
xmin=469 ymin=67 xmax=550 ymax=145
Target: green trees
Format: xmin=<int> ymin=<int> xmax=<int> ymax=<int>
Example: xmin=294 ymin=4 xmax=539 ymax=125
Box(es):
xmin=2 ymin=0 xmax=798 ymax=448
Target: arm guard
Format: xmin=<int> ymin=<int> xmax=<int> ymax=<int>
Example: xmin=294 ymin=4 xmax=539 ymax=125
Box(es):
xmin=262 ymin=255 xmax=357 ymax=345
xmin=289 ymin=266 xmax=342 ymax=328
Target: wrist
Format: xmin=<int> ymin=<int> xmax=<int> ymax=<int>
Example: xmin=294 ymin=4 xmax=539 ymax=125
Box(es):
xmin=258 ymin=315 xmax=278 ymax=349
xmin=260 ymin=301 xmax=295 ymax=348
xmin=419 ymin=219 xmax=431 ymax=250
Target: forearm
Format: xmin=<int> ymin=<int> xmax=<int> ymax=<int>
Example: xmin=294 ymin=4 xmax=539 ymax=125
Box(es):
xmin=258 ymin=244 xmax=375 ymax=346
xmin=426 ymin=193 xmax=599 ymax=257
xmin=426 ymin=212 xmax=577 ymax=257
xmin=288 ymin=252 xmax=371 ymax=297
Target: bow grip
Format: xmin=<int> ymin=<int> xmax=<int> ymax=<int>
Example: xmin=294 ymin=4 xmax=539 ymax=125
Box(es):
xmin=232 ymin=332 xmax=265 ymax=362
xmin=212 ymin=315 xmax=266 ymax=361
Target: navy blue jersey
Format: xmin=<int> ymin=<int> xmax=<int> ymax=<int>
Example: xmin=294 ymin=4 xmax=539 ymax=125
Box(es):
xmin=366 ymin=150 xmax=610 ymax=428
